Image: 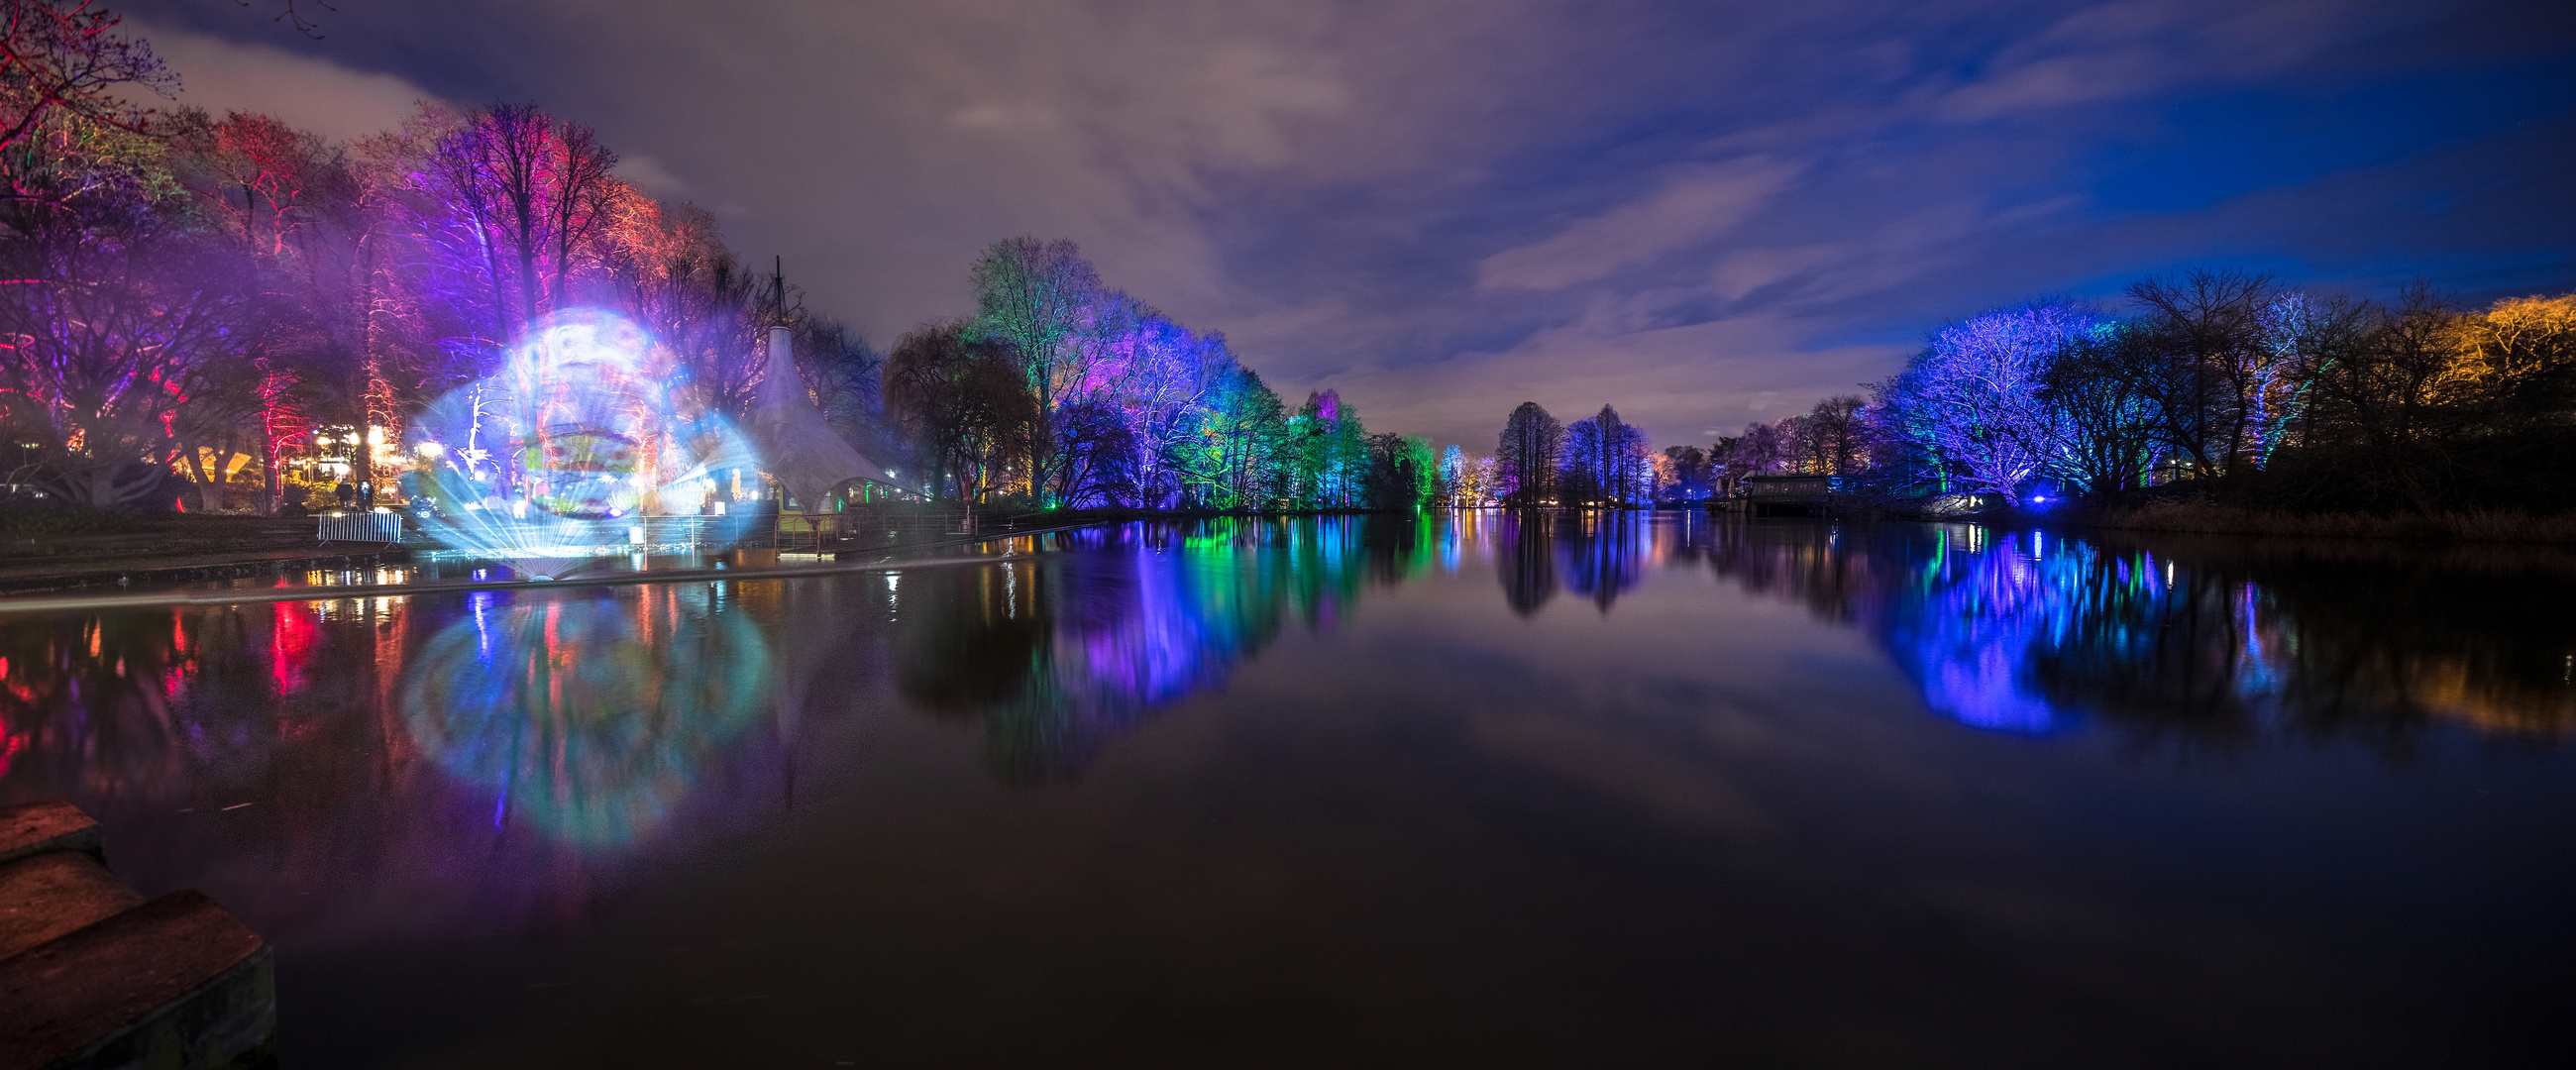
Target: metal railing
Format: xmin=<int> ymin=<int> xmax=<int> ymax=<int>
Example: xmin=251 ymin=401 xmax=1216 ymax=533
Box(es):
xmin=315 ymin=511 xmax=404 ymax=544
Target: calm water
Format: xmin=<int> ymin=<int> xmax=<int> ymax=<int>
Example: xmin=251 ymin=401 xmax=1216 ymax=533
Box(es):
xmin=3 ymin=514 xmax=2571 ymax=1068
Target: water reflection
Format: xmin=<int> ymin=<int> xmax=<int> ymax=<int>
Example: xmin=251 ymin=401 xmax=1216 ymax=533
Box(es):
xmin=400 ymin=589 xmax=773 ymax=846
xmin=3 ymin=514 xmax=2569 ymax=1066
xmin=0 ymin=582 xmax=799 ymax=937
xmin=0 ymin=597 xmax=360 ymax=804
xmin=9 ymin=516 xmax=2568 ymax=832
xmin=1701 ymin=521 xmax=2576 ymax=746
xmin=900 ymin=518 xmax=1439 ymax=780
xmin=4 ymin=515 xmax=2568 ymax=929
xmin=1497 ymin=513 xmax=1556 ymax=616
xmin=891 ymin=513 xmax=2570 ymax=774
xmin=1494 ymin=510 xmax=1670 ymax=615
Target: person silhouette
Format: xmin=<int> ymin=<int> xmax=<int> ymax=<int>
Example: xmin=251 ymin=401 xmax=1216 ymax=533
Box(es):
xmin=334 ymin=481 xmax=356 ymax=508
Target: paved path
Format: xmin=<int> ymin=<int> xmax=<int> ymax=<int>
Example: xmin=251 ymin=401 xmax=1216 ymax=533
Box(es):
xmin=0 ymin=521 xmax=1098 ymax=615
xmin=0 ymin=519 xmax=411 ymax=595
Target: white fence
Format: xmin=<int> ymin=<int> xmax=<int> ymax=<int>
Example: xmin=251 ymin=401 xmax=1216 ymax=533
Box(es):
xmin=316 ymin=511 xmax=405 ymax=544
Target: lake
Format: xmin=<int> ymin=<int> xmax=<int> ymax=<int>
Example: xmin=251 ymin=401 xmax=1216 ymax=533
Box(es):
xmin=3 ymin=513 xmax=2570 ymax=1068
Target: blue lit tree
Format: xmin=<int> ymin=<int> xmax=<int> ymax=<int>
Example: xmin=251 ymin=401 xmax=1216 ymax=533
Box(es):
xmin=1875 ymin=302 xmax=2096 ymax=505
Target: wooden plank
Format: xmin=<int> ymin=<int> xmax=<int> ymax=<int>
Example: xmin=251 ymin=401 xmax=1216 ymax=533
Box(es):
xmin=0 ymin=852 xmax=145 ymax=963
xmin=0 ymin=802 xmax=100 ymax=869
xmin=0 ymin=892 xmax=273 ymax=1070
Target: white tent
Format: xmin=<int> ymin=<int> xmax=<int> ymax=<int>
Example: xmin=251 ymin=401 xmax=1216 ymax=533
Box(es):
xmin=745 ymin=326 xmax=900 ymax=510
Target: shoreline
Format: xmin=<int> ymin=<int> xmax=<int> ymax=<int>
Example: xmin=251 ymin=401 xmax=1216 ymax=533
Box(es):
xmin=2065 ymin=503 xmax=2576 ymax=545
xmin=15 ymin=503 xmax=2570 ymax=603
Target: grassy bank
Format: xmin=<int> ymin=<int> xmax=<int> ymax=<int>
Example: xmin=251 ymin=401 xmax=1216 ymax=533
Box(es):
xmin=2080 ymin=503 xmax=2576 ymax=544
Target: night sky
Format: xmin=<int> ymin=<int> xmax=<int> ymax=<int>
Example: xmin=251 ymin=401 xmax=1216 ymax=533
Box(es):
xmin=117 ymin=0 xmax=2576 ymax=451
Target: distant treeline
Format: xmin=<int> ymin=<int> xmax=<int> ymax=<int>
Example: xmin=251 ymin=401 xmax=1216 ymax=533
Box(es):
xmin=1723 ymin=271 xmax=2576 ymax=514
xmin=1470 ymin=271 xmax=2576 ymax=515
xmin=886 ymin=239 xmax=1438 ymax=512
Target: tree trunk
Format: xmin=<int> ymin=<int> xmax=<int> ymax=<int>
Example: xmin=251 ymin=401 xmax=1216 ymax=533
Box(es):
xmin=178 ymin=438 xmax=219 ymax=511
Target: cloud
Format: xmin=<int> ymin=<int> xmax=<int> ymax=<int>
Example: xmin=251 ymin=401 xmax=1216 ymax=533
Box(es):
xmin=1913 ymin=0 xmax=2382 ymax=122
xmin=612 ymin=154 xmax=693 ymax=199
xmin=1711 ymin=245 xmax=1846 ymax=304
xmin=125 ymin=17 xmax=439 ymax=143
xmin=1475 ymin=158 xmax=1802 ymax=291
xmin=107 ymin=0 xmax=2576 ymax=457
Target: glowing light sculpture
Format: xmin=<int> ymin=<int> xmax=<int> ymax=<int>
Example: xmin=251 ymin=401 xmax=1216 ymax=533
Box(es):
xmin=404 ymin=310 xmax=760 ymax=578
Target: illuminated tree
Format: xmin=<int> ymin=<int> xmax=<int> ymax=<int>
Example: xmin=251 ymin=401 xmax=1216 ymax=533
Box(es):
xmin=1712 ymin=421 xmax=1790 ymax=492
xmin=604 ymin=200 xmax=776 ymax=418
xmin=1494 ymin=401 xmax=1560 ymax=508
xmin=1122 ymin=320 xmax=1233 ymax=509
xmin=1282 ymin=389 xmax=1365 ymax=508
xmin=2038 ymin=321 xmax=2168 ymax=495
xmin=163 ymin=107 xmax=419 ymax=510
xmin=1558 ymin=404 xmax=1649 ymax=506
xmin=2111 ymin=270 xmax=2319 ymax=478
xmin=1558 ymin=409 xmax=1606 ymax=504
xmin=2449 ymin=292 xmax=2576 ymax=423
xmin=0 ymin=175 xmax=272 ymax=506
xmin=2235 ymin=284 xmax=2576 ymax=510
xmin=1660 ymin=444 xmax=1711 ymax=503
xmin=1797 ymin=395 xmax=1871 ymax=475
xmin=1 ymin=11 xmax=1436 ymax=522
xmin=1440 ymin=445 xmax=1472 ymax=506
xmin=1180 ymin=364 xmax=1290 ymax=509
xmin=971 ymin=236 xmax=1100 ymax=411
xmin=0 ymin=0 xmax=174 ymax=204
xmin=1364 ymin=432 xmax=1436 ymax=511
xmin=885 ymin=319 xmax=1035 ymax=508
xmin=415 ymin=102 xmax=628 ymax=348
xmin=1040 ymin=287 xmax=1147 ymax=503
xmin=971 ymin=237 xmax=1101 ymax=502
xmin=1875 ymin=302 xmax=2093 ymax=504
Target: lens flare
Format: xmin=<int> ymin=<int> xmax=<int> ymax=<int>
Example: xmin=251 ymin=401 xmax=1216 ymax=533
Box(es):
xmin=402 ymin=310 xmax=759 ymax=570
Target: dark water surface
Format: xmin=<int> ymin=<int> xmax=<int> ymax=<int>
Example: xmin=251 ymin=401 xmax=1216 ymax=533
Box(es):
xmin=3 ymin=514 xmax=2571 ymax=1068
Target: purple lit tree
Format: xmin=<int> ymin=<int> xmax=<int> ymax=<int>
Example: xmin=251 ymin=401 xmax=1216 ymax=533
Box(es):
xmin=1556 ymin=404 xmax=1649 ymax=507
xmin=1875 ymin=302 xmax=2095 ymax=505
xmin=408 ymin=102 xmax=627 ymax=350
xmin=0 ymin=179 xmax=271 ymax=506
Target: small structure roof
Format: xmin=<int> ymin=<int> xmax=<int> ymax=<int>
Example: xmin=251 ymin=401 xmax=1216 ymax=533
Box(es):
xmin=744 ymin=326 xmax=899 ymax=510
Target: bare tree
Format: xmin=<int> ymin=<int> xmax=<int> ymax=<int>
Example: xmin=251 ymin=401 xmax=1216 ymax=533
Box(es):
xmin=2041 ymin=322 xmax=2168 ymax=495
xmin=885 ymin=320 xmax=1036 ymax=509
xmin=1 ymin=0 xmax=175 ymax=203
xmin=971 ymin=236 xmax=1101 ymax=501
xmin=0 ymin=186 xmax=271 ymax=506
xmin=1803 ymin=395 xmax=1870 ymax=475
xmin=421 ymin=102 xmax=626 ymax=346
xmin=1721 ymin=421 xmax=1791 ymax=482
xmin=1494 ymin=401 xmax=1561 ymax=508
xmin=2122 ymin=269 xmax=2283 ymax=478
xmin=2298 ymin=284 xmax=2461 ymax=510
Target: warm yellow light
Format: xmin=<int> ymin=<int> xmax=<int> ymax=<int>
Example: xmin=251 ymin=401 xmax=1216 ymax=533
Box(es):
xmin=414 ymin=442 xmax=445 ymax=458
